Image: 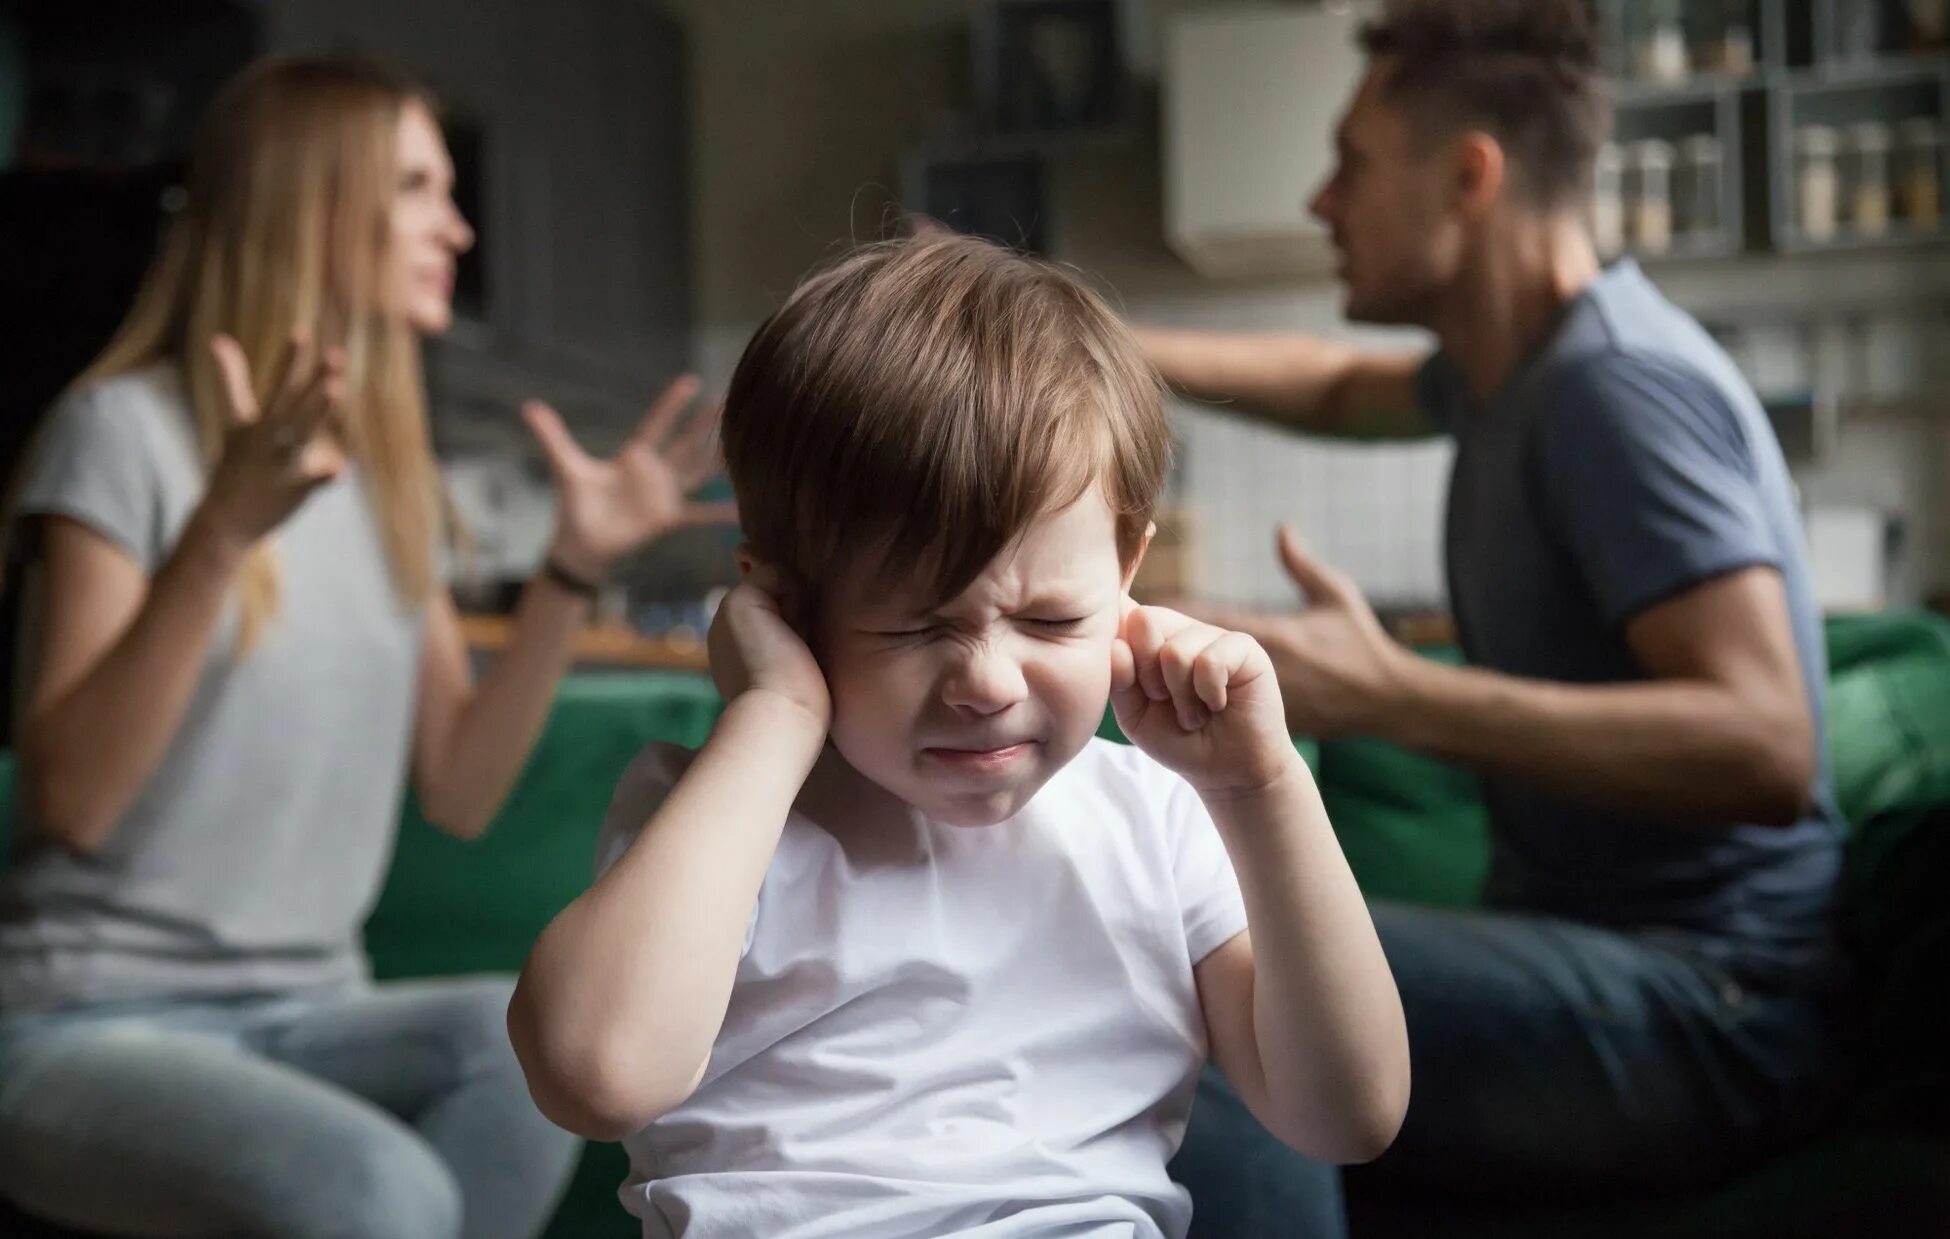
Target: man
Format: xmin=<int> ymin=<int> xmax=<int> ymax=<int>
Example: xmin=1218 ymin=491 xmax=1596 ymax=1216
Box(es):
xmin=1145 ymin=0 xmax=1843 ymax=1212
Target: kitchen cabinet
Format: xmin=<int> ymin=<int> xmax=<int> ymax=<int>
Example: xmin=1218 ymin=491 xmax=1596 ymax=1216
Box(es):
xmin=1162 ymin=3 xmax=1371 ymax=280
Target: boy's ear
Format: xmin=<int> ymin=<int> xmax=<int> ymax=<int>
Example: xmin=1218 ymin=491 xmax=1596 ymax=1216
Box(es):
xmin=1118 ymin=521 xmax=1157 ymax=594
xmin=732 ymin=543 xmax=755 ymax=579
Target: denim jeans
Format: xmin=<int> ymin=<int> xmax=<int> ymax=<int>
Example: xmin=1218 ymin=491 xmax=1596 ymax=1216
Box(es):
xmin=1170 ymin=902 xmax=1842 ymax=1236
xmin=0 ymin=975 xmax=579 ymax=1239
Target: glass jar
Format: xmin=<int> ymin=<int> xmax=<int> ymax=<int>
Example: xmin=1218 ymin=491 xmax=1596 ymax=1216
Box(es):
xmin=1633 ymin=0 xmax=1691 ymax=82
xmin=1898 ymin=116 xmax=1943 ymax=231
xmin=1675 ymin=134 xmax=1725 ymax=241
xmin=1629 ymin=139 xmax=1676 ymax=254
xmin=1796 ymin=125 xmax=1842 ymax=242
xmin=1593 ymin=142 xmax=1627 ymax=257
xmin=1847 ymin=121 xmax=1894 ymax=237
xmin=1696 ymin=0 xmax=1757 ymax=76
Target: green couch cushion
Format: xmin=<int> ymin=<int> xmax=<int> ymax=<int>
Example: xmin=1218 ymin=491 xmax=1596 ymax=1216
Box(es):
xmin=1315 ymin=646 xmax=1490 ymax=908
xmin=1825 ymin=610 xmax=1950 ymax=829
xmin=366 ymin=672 xmax=724 ymax=981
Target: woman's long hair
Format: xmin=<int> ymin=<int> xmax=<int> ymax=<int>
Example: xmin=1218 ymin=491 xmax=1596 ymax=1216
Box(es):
xmin=57 ymin=56 xmax=446 ymax=649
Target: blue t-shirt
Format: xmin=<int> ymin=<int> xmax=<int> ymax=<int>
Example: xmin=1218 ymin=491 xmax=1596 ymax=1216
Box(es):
xmin=1418 ymin=261 xmax=1842 ymax=986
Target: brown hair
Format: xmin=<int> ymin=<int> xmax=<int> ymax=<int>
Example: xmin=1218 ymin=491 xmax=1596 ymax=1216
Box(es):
xmin=1360 ymin=0 xmax=1611 ymax=210
xmin=720 ymin=234 xmax=1169 ymax=613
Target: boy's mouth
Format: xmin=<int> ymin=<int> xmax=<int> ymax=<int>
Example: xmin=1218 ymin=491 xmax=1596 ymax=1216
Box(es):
xmin=921 ymin=742 xmax=1036 ymax=772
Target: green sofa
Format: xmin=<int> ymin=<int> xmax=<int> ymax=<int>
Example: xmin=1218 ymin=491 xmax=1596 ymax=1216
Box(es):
xmin=3 ymin=613 xmax=1946 ymax=1237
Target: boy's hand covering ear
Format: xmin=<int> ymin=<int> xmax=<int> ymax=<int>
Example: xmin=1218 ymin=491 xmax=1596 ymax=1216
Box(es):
xmin=1110 ymin=598 xmax=1298 ymax=800
xmin=709 ymin=557 xmax=831 ymax=729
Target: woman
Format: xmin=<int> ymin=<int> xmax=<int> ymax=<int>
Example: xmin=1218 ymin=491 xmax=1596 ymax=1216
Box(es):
xmin=0 ymin=56 xmax=727 ymax=1239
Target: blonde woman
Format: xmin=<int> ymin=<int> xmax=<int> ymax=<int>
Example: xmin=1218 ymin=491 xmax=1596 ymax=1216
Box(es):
xmin=0 ymin=57 xmax=728 ymax=1239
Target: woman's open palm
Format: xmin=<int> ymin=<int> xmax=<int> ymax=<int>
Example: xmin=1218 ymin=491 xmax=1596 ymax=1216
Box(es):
xmin=522 ymin=375 xmax=737 ymax=578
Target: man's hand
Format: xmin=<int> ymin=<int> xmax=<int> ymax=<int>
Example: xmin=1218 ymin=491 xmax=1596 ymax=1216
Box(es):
xmin=1190 ymin=526 xmax=1412 ymax=740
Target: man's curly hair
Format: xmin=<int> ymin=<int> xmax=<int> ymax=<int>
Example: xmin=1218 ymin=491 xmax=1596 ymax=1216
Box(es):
xmin=1360 ymin=0 xmax=1612 ymax=209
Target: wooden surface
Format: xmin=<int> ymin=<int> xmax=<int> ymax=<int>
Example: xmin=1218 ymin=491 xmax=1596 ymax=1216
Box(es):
xmin=458 ymin=614 xmax=710 ymax=672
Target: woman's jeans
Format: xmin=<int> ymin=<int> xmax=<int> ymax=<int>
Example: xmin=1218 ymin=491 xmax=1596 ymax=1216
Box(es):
xmin=0 ymin=975 xmax=579 ymax=1239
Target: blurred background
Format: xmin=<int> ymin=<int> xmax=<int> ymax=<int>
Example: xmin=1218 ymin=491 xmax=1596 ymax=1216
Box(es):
xmin=2 ymin=5 xmax=1948 ymax=1238
xmin=2 ymin=0 xmax=1946 ymax=666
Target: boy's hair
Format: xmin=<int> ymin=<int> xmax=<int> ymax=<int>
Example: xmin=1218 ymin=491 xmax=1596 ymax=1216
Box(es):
xmin=1360 ymin=0 xmax=1611 ymax=211
xmin=721 ymin=234 xmax=1170 ymax=611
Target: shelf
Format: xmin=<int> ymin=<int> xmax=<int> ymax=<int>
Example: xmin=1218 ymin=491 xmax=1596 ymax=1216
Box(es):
xmin=1608 ymin=82 xmax=1750 ymax=258
xmin=1633 ymin=232 xmax=1752 ymax=263
xmin=1615 ymin=77 xmax=1761 ymax=108
xmin=1775 ymin=222 xmax=1950 ymax=254
xmin=1594 ymin=4 xmax=1949 ymax=268
xmin=1784 ymin=61 xmax=1950 ymax=93
xmin=1766 ymin=59 xmax=1948 ymax=252
xmin=1597 ymin=0 xmax=1780 ymax=84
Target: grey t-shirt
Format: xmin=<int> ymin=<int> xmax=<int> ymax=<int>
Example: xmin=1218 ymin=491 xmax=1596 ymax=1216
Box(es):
xmin=2 ymin=366 xmax=427 ymax=1012
xmin=1419 ymin=261 xmax=1842 ymax=985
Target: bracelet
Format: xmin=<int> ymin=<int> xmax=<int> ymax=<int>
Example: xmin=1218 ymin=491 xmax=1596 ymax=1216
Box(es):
xmin=542 ymin=555 xmax=602 ymax=600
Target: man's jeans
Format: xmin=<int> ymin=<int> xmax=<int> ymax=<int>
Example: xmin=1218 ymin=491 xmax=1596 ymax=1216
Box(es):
xmin=1171 ymin=902 xmax=1841 ymax=1237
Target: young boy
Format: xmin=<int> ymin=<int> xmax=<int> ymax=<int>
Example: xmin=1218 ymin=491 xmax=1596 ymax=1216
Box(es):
xmin=508 ymin=235 xmax=1408 ymax=1238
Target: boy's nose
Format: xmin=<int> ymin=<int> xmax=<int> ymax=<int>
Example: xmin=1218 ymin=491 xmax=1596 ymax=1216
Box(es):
xmin=940 ymin=645 xmax=1028 ymax=715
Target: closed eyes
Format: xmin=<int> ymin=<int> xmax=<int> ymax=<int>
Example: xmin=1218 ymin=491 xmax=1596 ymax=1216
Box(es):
xmin=865 ymin=616 xmax=1089 ymax=640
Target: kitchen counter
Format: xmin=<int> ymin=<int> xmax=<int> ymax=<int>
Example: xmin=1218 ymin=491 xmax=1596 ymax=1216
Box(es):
xmin=459 ymin=614 xmax=710 ymax=673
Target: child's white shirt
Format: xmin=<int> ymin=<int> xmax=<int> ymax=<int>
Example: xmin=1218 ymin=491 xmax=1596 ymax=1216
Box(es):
xmin=596 ymin=737 xmax=1250 ymax=1239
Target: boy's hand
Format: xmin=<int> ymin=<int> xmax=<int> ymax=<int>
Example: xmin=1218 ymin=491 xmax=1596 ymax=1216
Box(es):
xmin=708 ymin=564 xmax=831 ymax=729
xmin=1111 ymin=601 xmax=1300 ymax=799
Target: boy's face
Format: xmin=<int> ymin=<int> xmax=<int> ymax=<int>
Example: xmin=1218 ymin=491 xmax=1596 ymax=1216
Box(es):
xmin=817 ymin=489 xmax=1138 ymax=827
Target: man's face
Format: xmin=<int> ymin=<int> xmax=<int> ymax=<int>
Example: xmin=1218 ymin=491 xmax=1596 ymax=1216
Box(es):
xmin=1309 ymin=62 xmax=1466 ymax=328
xmin=815 ymin=490 xmax=1136 ymax=828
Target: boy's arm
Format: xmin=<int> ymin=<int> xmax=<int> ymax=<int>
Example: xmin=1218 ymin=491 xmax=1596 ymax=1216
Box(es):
xmin=507 ymin=693 xmax=823 ymax=1139
xmin=1111 ymin=603 xmax=1407 ymax=1163
xmin=508 ymin=567 xmax=831 ymax=1141
xmin=1193 ymin=760 xmax=1409 ymax=1164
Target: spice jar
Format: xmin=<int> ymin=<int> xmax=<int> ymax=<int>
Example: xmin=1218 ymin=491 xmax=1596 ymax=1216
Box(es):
xmin=1696 ymin=0 xmax=1757 ymax=76
xmin=1629 ymin=139 xmax=1675 ymax=254
xmin=1796 ymin=125 xmax=1841 ymax=242
xmin=1847 ymin=121 xmax=1893 ymax=237
xmin=1594 ymin=142 xmax=1626 ymax=257
xmin=1633 ymin=0 xmax=1690 ymax=83
xmin=1898 ymin=116 xmax=1943 ymax=231
xmin=1676 ymin=134 xmax=1725 ymax=242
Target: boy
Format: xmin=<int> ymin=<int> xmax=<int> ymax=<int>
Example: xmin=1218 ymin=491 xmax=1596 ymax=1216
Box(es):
xmin=508 ymin=235 xmax=1408 ymax=1238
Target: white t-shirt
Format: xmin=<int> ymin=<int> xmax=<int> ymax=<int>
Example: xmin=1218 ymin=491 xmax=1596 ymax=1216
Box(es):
xmin=594 ymin=737 xmax=1250 ymax=1239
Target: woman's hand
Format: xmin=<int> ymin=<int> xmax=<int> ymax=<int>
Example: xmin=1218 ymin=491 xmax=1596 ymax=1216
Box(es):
xmin=523 ymin=375 xmax=738 ymax=583
xmin=196 ymin=331 xmax=347 ymax=550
